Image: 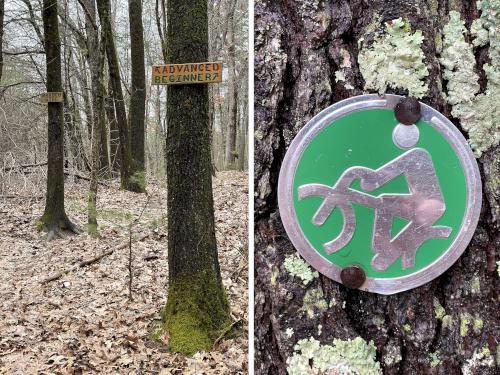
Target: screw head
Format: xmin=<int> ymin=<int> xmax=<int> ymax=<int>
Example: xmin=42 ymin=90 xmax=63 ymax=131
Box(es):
xmin=395 ymin=97 xmax=422 ymax=125
xmin=340 ymin=266 xmax=366 ymax=289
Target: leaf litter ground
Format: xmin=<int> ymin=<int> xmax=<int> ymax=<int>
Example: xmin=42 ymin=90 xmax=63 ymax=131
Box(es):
xmin=0 ymin=171 xmax=248 ymax=374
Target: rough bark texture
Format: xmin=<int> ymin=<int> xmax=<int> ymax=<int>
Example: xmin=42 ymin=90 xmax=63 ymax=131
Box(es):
xmin=84 ymin=0 xmax=110 ymax=178
xmin=105 ymin=78 xmax=120 ymax=174
xmin=84 ymin=0 xmax=105 ymax=233
xmin=162 ymin=0 xmax=231 ymax=356
xmin=128 ymin=0 xmax=146 ymax=192
xmin=254 ymin=0 xmax=499 ymax=374
xmin=224 ymin=2 xmax=238 ymax=169
xmin=39 ymin=0 xmax=76 ymax=238
xmin=96 ymin=0 xmax=131 ymax=190
xmin=0 ymin=0 xmax=4 ymax=84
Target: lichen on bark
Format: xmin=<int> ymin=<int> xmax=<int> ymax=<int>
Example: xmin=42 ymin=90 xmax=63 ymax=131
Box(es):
xmin=287 ymin=336 xmax=382 ymax=375
xmin=358 ymin=18 xmax=429 ymax=98
xmin=440 ymin=4 xmax=500 ymax=157
xmin=255 ymin=1 xmax=500 ymax=374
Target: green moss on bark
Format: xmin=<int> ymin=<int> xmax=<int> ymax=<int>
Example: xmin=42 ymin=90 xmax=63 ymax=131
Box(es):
xmin=162 ymin=269 xmax=231 ymax=355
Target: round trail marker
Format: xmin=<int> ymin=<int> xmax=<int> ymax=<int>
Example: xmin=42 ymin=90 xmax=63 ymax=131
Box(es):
xmin=278 ymin=94 xmax=482 ymax=294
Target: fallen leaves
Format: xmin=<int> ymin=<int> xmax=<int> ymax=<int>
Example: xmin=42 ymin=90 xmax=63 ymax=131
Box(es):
xmin=0 ymin=171 xmax=248 ymax=374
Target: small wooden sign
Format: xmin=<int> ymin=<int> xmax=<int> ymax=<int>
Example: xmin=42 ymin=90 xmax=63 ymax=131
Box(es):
xmin=151 ymin=61 xmax=223 ymax=85
xmin=40 ymin=92 xmax=64 ymax=103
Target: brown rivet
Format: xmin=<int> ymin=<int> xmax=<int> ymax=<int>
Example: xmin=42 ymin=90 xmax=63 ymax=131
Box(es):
xmin=394 ymin=97 xmax=421 ymax=125
xmin=340 ymin=266 xmax=366 ymax=289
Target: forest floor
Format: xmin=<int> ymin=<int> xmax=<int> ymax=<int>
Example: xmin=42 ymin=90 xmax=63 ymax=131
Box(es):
xmin=0 ymin=170 xmax=248 ymax=374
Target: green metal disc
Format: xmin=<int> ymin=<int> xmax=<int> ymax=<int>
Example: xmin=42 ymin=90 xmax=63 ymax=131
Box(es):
xmin=278 ymin=95 xmax=482 ymax=294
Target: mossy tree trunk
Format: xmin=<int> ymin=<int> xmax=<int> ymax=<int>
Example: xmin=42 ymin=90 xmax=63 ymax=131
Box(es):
xmin=38 ymin=0 xmax=77 ymax=239
xmin=255 ymin=0 xmax=499 ymax=374
xmin=128 ymin=0 xmax=146 ymax=192
xmin=162 ymin=0 xmax=231 ymax=356
xmin=96 ymin=0 xmax=132 ymax=190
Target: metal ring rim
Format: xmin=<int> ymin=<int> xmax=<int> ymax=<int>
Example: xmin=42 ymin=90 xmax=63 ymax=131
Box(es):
xmin=277 ymin=94 xmax=482 ymax=295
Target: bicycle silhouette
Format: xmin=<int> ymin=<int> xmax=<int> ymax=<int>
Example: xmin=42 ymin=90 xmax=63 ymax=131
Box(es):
xmin=298 ymin=148 xmax=452 ymax=271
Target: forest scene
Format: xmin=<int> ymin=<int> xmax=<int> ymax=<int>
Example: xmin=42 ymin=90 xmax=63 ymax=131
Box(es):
xmin=0 ymin=0 xmax=248 ymax=373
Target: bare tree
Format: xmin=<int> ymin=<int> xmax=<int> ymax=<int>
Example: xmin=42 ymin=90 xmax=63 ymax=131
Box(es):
xmin=128 ymin=0 xmax=146 ymax=192
xmin=38 ymin=0 xmax=77 ymax=238
xmin=96 ymin=0 xmax=132 ymax=190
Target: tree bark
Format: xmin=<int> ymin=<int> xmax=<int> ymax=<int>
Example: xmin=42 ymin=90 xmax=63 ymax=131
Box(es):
xmin=82 ymin=0 xmax=105 ymax=233
xmin=96 ymin=0 xmax=132 ymax=190
xmin=39 ymin=0 xmax=77 ymax=238
xmin=105 ymin=76 xmax=120 ymax=174
xmin=254 ymin=1 xmax=499 ymax=374
xmin=84 ymin=0 xmax=109 ymax=181
xmin=162 ymin=0 xmax=231 ymax=356
xmin=0 ymin=0 xmax=4 ymax=84
xmin=224 ymin=2 xmax=238 ymax=169
xmin=128 ymin=0 xmax=146 ymax=192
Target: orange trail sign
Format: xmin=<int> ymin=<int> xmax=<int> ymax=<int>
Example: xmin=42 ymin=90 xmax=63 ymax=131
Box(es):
xmin=151 ymin=62 xmax=223 ymax=85
xmin=40 ymin=92 xmax=64 ymax=103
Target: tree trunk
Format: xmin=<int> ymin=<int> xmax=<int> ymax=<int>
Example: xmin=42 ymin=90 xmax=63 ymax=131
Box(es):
xmin=84 ymin=0 xmax=110 ymax=181
xmin=0 ymin=0 xmax=4 ymax=84
xmin=38 ymin=0 xmax=77 ymax=239
xmin=224 ymin=3 xmax=238 ymax=169
xmin=162 ymin=0 xmax=231 ymax=356
xmin=83 ymin=0 xmax=105 ymax=233
xmin=254 ymin=1 xmax=499 ymax=374
xmin=238 ymin=97 xmax=247 ymax=171
xmin=128 ymin=0 xmax=146 ymax=192
xmin=96 ymin=0 xmax=132 ymax=190
xmin=105 ymin=77 xmax=120 ymax=174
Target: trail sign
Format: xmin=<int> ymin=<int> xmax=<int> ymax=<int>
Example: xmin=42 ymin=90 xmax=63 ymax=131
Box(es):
xmin=151 ymin=62 xmax=223 ymax=85
xmin=40 ymin=92 xmax=64 ymax=103
xmin=278 ymin=94 xmax=482 ymax=294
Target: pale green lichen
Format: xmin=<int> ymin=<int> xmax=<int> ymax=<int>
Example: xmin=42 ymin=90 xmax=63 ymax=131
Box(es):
xmin=384 ymin=343 xmax=402 ymax=366
xmin=270 ymin=268 xmax=279 ymax=286
xmin=429 ymin=0 xmax=439 ymax=16
xmin=301 ymin=288 xmax=328 ymax=319
xmin=358 ymin=18 xmax=429 ymax=98
xmin=471 ymin=276 xmax=481 ymax=294
xmin=335 ymin=70 xmax=354 ymax=90
xmin=284 ymin=254 xmax=319 ymax=285
xmin=403 ymin=323 xmax=412 ymax=332
xmin=439 ymin=11 xmax=480 ymax=105
xmin=365 ymin=13 xmax=382 ymax=35
xmin=460 ymin=313 xmax=472 ymax=337
xmin=440 ymin=5 xmax=500 ymax=157
xmin=287 ymin=337 xmax=382 ymax=375
xmin=473 ymin=317 xmax=484 ymax=333
xmin=372 ymin=315 xmax=385 ymax=327
xmin=430 ymin=351 xmax=441 ymax=368
xmin=286 ymin=327 xmax=294 ymax=338
xmin=442 ymin=314 xmax=454 ymax=329
xmin=434 ymin=298 xmax=454 ymax=328
xmin=335 ymin=71 xmax=346 ymax=82
xmin=497 ymin=261 xmax=500 ymax=276
xmin=254 ymin=129 xmax=265 ymax=141
xmin=433 ymin=297 xmax=446 ymax=319
xmin=462 ymin=346 xmax=495 ymax=375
